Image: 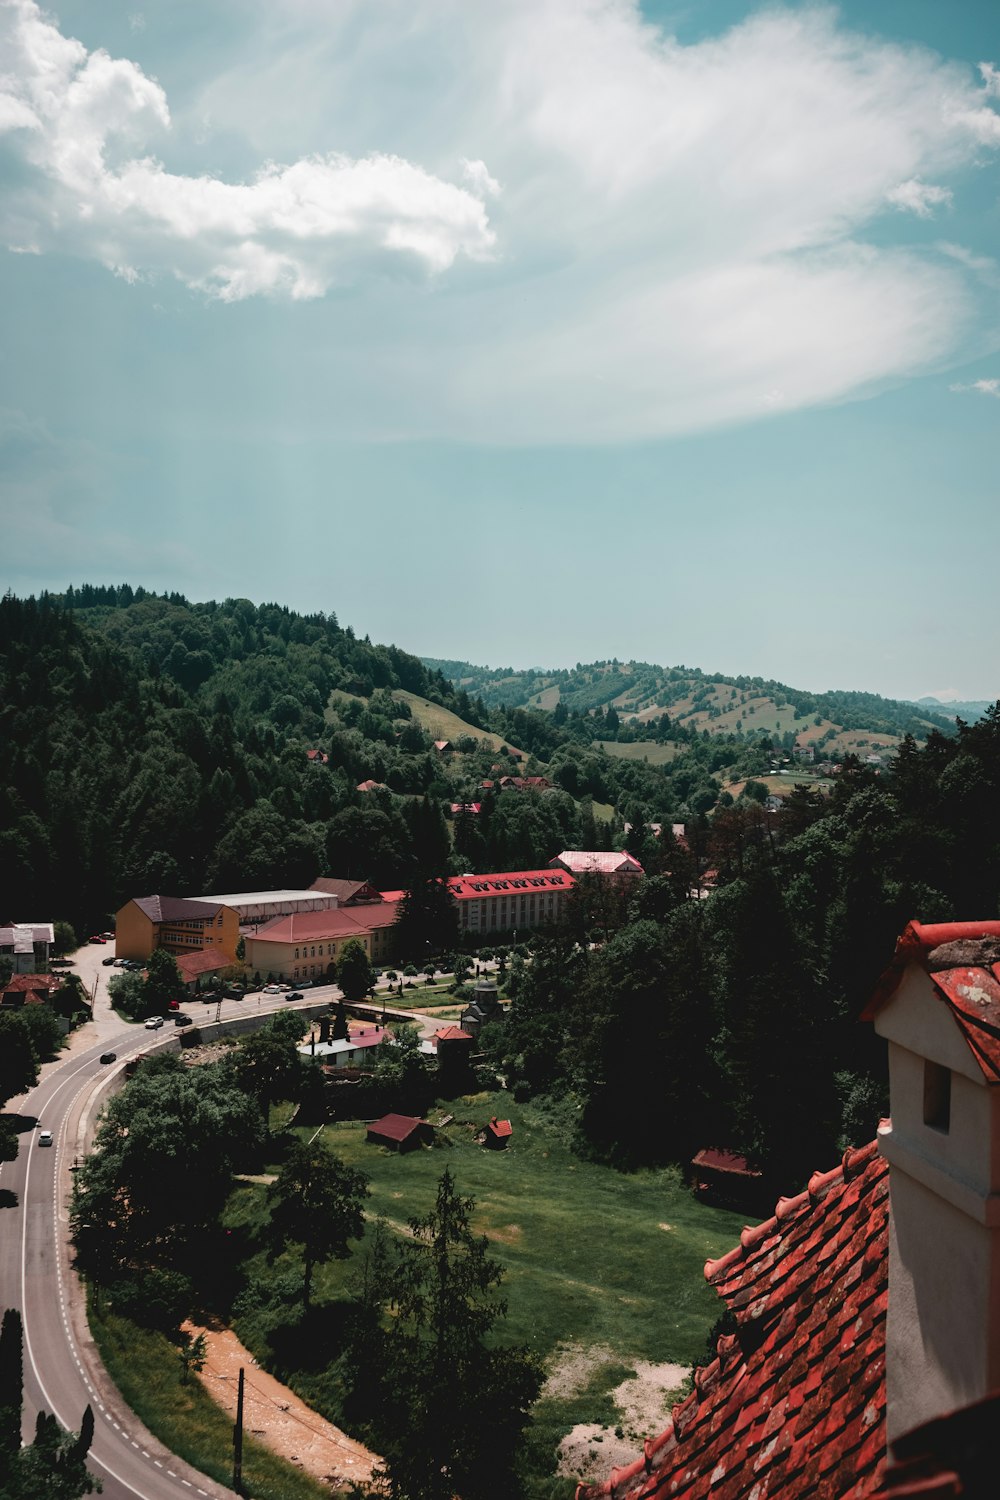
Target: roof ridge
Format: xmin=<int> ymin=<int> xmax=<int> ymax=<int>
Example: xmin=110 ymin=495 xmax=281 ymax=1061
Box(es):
xmin=705 ymin=1136 xmax=880 ymax=1287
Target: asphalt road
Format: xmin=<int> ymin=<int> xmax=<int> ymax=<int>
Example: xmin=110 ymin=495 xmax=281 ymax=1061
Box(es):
xmin=0 ymin=946 xmax=471 ymax=1496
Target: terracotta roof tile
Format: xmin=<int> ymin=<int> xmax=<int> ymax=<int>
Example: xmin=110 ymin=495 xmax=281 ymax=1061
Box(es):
xmin=578 ymin=1137 xmax=889 ymax=1500
xmin=863 ymin=920 xmax=1000 ymax=1082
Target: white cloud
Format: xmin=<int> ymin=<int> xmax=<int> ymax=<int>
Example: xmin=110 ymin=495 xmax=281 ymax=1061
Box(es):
xmin=950 ymin=378 xmax=1000 ymax=400
xmin=886 ymin=178 xmax=953 ymax=217
xmin=0 ymin=0 xmax=495 ymax=299
xmin=980 ymin=62 xmax=1000 ymax=97
xmin=2 ymin=0 xmax=1000 ymax=440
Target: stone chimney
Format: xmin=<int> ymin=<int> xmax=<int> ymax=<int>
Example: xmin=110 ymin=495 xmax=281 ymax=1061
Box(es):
xmin=871 ymin=923 xmax=1000 ymax=1443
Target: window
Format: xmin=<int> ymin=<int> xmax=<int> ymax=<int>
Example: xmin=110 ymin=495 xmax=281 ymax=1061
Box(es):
xmin=923 ymin=1060 xmax=951 ymax=1133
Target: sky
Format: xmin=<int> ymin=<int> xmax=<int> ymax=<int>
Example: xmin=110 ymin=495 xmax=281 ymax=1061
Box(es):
xmin=1 ymin=0 xmax=998 ymax=704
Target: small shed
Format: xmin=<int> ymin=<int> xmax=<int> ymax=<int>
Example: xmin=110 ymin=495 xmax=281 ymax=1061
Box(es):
xmin=691 ymin=1147 xmax=764 ymax=1208
xmin=366 ymin=1113 xmax=434 ymax=1153
xmin=484 ymin=1117 xmax=513 ymax=1150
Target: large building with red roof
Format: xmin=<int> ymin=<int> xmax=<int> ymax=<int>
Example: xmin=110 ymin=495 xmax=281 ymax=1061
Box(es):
xmin=581 ymin=919 xmax=1000 ymax=1500
xmin=245 ymin=900 xmax=400 ymax=982
xmin=449 ymin=868 xmax=575 ymax=936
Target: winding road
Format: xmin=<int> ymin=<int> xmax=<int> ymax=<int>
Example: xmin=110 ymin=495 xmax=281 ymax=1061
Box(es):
xmin=0 ymin=945 xmax=468 ymax=1496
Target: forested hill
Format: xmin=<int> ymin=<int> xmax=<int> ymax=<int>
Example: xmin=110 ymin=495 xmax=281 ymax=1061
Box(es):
xmin=425 ymin=656 xmax=956 ymax=744
xmin=0 ymin=587 xmax=488 ymax=931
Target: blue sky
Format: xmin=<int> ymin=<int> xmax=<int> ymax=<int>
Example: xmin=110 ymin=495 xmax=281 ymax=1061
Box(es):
xmin=1 ymin=1 xmax=998 ymax=703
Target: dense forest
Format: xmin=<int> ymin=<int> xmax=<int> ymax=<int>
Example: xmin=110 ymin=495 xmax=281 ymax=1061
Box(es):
xmin=3 ymin=585 xmax=999 ymax=1189
xmin=0 ymin=586 xmax=795 ymax=932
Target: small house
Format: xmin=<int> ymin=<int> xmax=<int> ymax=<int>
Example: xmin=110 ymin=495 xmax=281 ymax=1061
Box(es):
xmin=484 ymin=1117 xmax=512 ymax=1150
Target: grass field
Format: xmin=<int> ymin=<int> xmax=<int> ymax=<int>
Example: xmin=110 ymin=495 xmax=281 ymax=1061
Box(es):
xmin=88 ymin=1297 xmax=331 ymax=1500
xmin=326 ymin=687 xmax=526 ymax=758
xmin=226 ymin=1095 xmax=748 ymax=1493
xmin=392 ymin=689 xmax=524 ymax=755
xmin=595 ymin=740 xmax=681 ymax=766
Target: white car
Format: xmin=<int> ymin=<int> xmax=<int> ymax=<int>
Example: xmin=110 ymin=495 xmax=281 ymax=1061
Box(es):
xmin=38 ymin=1130 xmax=53 ymax=1147
xmin=262 ymin=983 xmax=285 ymax=994
xmin=144 ymin=1015 xmax=164 ymax=1029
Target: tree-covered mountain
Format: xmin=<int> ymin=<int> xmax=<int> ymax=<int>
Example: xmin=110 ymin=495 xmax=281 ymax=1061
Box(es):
xmin=1 ymin=586 xmax=764 ymax=932
xmin=424 ymin=655 xmax=957 ymax=747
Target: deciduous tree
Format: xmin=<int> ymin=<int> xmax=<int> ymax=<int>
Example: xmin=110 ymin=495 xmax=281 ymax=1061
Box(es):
xmin=267 ymin=1139 xmax=369 ymax=1309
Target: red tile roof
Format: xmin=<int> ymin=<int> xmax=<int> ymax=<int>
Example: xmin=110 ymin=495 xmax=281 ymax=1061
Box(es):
xmin=447 ymin=870 xmax=575 ymax=901
xmin=175 ymin=946 xmax=231 ymax=981
xmin=3 ymin=973 xmax=61 ymax=992
xmin=310 ymin=878 xmax=383 ymax=905
xmin=863 ymin=920 xmax=1000 ymax=1082
xmin=873 ymin=1390 xmax=1000 ymax=1499
xmin=251 ymin=902 xmax=399 ymax=945
xmin=435 ymin=1025 xmax=473 ymax=1042
xmin=578 ymin=1136 xmax=889 ymax=1500
xmin=691 ymin=1147 xmax=762 ymax=1179
xmin=487 ymin=1117 xmax=513 ymax=1138
xmin=367 ymin=1113 xmax=426 ymax=1143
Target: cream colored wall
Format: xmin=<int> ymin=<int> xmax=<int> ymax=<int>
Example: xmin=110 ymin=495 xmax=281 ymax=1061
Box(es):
xmin=246 ymin=930 xmax=370 ymax=981
xmin=877 ymin=963 xmax=1000 ymax=1442
xmin=885 ymin=1161 xmax=1000 ymax=1439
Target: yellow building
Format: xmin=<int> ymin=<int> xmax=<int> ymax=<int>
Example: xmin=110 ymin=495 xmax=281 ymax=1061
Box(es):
xmin=115 ymin=895 xmax=240 ymax=964
xmin=246 ymin=903 xmax=399 ymax=984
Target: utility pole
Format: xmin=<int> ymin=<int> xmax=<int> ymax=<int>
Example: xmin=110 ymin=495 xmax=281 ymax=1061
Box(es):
xmin=233 ymin=1365 xmax=244 ymax=1494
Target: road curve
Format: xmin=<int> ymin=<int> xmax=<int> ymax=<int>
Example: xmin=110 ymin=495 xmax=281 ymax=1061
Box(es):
xmin=0 ymin=952 xmax=477 ymax=1495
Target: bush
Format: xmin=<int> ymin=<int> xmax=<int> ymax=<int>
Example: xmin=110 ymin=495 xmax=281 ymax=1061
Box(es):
xmin=108 ymin=1268 xmax=194 ymax=1335
xmin=403 ymin=964 xmax=418 ymax=977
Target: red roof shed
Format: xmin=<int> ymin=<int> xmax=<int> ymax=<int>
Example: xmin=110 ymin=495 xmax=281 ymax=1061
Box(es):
xmin=366 ymin=1114 xmax=433 ymax=1153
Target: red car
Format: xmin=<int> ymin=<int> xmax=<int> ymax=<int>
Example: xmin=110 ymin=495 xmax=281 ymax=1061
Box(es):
xmin=88 ymin=935 xmax=106 ymax=944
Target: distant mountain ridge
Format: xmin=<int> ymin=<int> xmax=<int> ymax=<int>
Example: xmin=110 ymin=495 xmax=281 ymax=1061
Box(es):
xmin=910 ymin=697 xmax=993 ymax=723
xmin=423 ymin=655 xmax=960 ymax=746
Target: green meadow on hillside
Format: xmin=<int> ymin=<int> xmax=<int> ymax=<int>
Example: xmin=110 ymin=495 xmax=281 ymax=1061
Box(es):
xmin=226 ymin=1096 xmax=748 ymax=1493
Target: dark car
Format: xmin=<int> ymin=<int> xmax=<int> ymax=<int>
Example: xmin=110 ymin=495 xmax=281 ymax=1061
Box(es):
xmin=174 ymin=1014 xmax=194 ymax=1027
xmin=99 ymin=1052 xmax=116 ymax=1064
xmin=285 ymin=991 xmax=303 ymax=1002
xmin=101 ymin=955 xmax=116 ymax=966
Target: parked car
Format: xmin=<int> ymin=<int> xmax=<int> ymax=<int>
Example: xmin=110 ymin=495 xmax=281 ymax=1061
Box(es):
xmin=37 ymin=1130 xmax=53 ymax=1147
xmin=113 ymin=958 xmax=129 ymax=967
xmin=101 ymin=931 xmax=114 ymax=939
xmin=88 ymin=935 xmax=106 ymax=944
xmin=262 ymin=984 xmax=283 ymax=994
xmin=174 ymin=1014 xmax=193 ymax=1028
xmin=168 ymin=1000 xmax=179 ymax=1010
xmin=285 ymin=991 xmax=303 ymax=1002
xmin=101 ymin=955 xmax=116 ymax=966
xmin=49 ymin=957 xmax=72 ymax=968
xmin=99 ymin=1052 xmax=116 ymax=1064
xmin=144 ymin=1016 xmax=164 ymax=1030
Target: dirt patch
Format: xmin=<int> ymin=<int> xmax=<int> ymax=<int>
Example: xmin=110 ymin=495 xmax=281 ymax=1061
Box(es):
xmin=545 ymin=1345 xmax=688 ymax=1486
xmin=484 ymin=1223 xmax=522 ymax=1245
xmin=187 ymin=1322 xmax=381 ymax=1492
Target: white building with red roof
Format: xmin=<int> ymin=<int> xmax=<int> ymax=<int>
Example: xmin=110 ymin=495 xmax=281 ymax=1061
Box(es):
xmin=448 ymin=868 xmax=575 ymax=936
